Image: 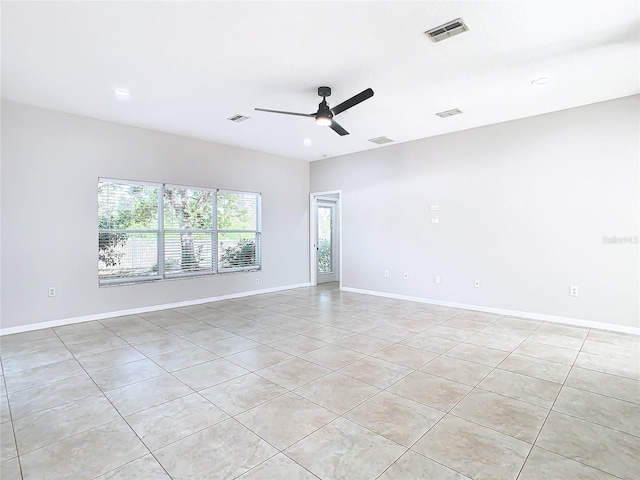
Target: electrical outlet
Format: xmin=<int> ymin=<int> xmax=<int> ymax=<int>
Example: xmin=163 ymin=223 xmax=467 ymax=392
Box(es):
xmin=431 ymin=218 xmax=440 ymax=224
xmin=570 ymin=286 xmax=579 ymax=296
xmin=403 ymin=272 xmax=409 ymax=280
xmin=384 ymin=270 xmax=390 ymax=278
xmin=474 ymin=280 xmax=480 ymax=288
xmin=430 ymin=205 xmax=439 ymax=211
xmin=434 ymin=275 xmax=441 ymax=284
xmin=48 ymin=287 xmax=56 ymax=297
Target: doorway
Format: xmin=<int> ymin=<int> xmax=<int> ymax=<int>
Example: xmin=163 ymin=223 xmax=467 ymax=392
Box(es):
xmin=310 ymin=191 xmax=341 ymax=286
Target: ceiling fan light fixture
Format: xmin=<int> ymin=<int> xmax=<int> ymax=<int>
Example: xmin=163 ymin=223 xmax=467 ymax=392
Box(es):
xmin=315 ymin=116 xmax=332 ymax=127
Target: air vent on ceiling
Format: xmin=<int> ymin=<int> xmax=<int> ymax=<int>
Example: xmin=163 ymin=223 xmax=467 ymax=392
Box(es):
xmin=425 ymin=18 xmax=469 ymax=42
xmin=227 ymin=114 xmax=250 ymax=123
xmin=368 ymin=136 xmax=394 ymax=145
xmin=435 ymin=108 xmax=463 ymax=118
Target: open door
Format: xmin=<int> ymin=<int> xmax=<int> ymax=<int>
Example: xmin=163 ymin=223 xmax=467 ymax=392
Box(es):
xmin=310 ymin=191 xmax=341 ymax=286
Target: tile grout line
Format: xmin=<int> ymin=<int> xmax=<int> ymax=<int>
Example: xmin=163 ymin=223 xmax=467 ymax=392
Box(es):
xmin=58 ymin=320 xmax=261 ymax=478
xmin=0 ymin=299 xmax=535 ymax=467
xmin=196 ymin=304 xmax=456 ymax=477
xmin=512 ymin=323 xmax=589 ymax=479
xmin=2 ymin=286 xmax=637 ymax=479
xmin=391 ymin=327 xmax=538 ymax=478
xmin=0 ymin=355 xmax=26 ymax=480
xmin=90 ymin=304 xmax=343 ymax=478
xmin=372 ymin=317 xmax=607 ymax=479
xmin=372 ymin=315 xmax=514 ymax=479
xmin=370 ymin=319 xmax=576 ymax=478
xmin=5 ymin=328 xmax=163 ymax=478
xmin=246 ymin=315 xmax=507 ymax=478
xmin=511 ymin=327 xmax=620 ymax=480
xmin=53 ymin=327 xmax=178 ymax=480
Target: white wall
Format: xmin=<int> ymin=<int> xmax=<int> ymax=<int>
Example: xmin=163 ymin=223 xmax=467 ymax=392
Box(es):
xmin=311 ymin=96 xmax=639 ymax=330
xmin=0 ymin=100 xmax=310 ymax=331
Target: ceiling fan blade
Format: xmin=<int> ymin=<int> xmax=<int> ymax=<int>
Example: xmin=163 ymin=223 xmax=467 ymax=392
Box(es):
xmin=330 ymin=120 xmax=349 ymax=136
xmin=254 ymin=108 xmax=314 ymax=118
xmin=330 ymin=88 xmax=374 ymax=116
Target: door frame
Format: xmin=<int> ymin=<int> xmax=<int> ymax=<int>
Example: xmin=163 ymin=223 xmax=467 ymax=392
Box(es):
xmin=316 ymin=199 xmax=338 ymax=284
xmin=310 ymin=190 xmax=342 ymax=286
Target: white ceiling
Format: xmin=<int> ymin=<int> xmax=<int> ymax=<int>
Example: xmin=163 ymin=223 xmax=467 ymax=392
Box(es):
xmin=1 ymin=1 xmax=638 ymax=162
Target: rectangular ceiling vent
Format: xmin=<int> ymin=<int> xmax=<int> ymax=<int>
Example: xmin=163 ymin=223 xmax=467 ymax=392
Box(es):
xmin=425 ymin=18 xmax=469 ymax=42
xmin=227 ymin=114 xmax=250 ymax=123
xmin=435 ymin=108 xmax=463 ymax=118
xmin=368 ymin=136 xmax=394 ymax=145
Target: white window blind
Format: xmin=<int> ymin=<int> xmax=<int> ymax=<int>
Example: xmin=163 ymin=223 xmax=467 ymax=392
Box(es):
xmin=164 ymin=186 xmax=216 ymax=277
xmin=98 ymin=180 xmax=161 ymax=284
xmin=98 ymin=179 xmax=261 ymax=285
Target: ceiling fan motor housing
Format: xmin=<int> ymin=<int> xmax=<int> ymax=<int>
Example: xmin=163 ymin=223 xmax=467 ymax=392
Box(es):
xmin=317 ymin=102 xmax=332 ymax=116
xmin=316 ymin=87 xmax=333 ymax=120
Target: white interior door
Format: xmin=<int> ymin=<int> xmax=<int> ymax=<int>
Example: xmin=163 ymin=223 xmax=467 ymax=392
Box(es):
xmin=316 ymin=200 xmax=338 ymax=283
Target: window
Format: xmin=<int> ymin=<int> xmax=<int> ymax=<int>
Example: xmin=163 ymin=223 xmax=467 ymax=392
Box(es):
xmin=164 ymin=186 xmax=215 ymax=277
xmin=98 ymin=181 xmax=161 ymax=282
xmin=218 ymin=191 xmax=261 ymax=272
xmin=98 ymin=178 xmax=261 ymax=285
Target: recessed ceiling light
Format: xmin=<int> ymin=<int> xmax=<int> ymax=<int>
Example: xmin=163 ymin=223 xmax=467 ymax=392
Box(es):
xmin=323 ymin=154 xmax=332 ymax=158
xmin=303 ymin=139 xmax=312 ymax=146
xmin=531 ymin=77 xmax=551 ymax=85
xmin=113 ymin=88 xmax=130 ymax=99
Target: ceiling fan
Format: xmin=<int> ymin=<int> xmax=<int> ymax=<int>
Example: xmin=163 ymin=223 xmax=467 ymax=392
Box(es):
xmin=255 ymin=86 xmax=374 ymax=136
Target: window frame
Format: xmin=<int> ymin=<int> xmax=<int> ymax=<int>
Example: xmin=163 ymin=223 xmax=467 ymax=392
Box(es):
xmin=98 ymin=178 xmax=163 ymax=286
xmin=98 ymin=178 xmax=262 ymax=286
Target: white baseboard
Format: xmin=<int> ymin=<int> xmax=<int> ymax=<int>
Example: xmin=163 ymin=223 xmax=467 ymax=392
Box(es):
xmin=4 ymin=282 xmax=636 ymax=337
xmin=0 ymin=283 xmax=312 ymax=336
xmin=340 ymin=286 xmax=640 ymax=335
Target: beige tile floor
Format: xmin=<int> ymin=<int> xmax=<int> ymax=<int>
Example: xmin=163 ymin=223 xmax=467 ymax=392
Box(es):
xmin=1 ymin=283 xmax=639 ymax=479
